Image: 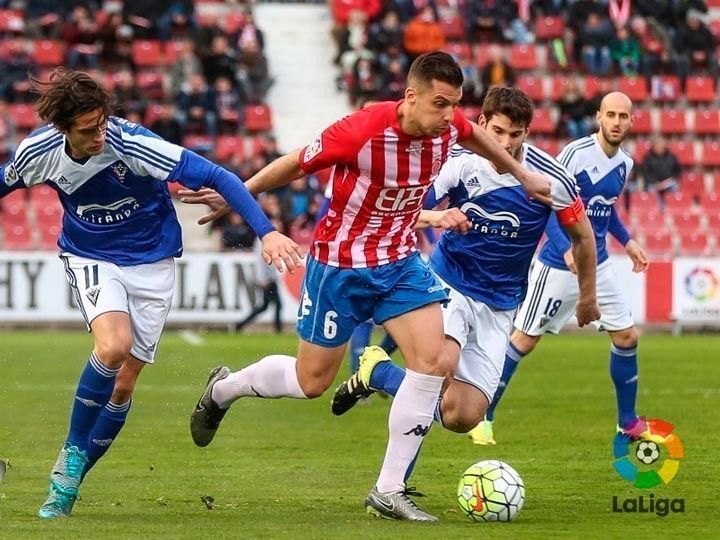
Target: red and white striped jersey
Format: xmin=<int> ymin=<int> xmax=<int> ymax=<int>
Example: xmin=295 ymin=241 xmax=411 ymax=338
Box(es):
xmin=299 ymin=100 xmax=473 ymax=268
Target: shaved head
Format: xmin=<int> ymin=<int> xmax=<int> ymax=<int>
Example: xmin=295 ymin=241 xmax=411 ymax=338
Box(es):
xmin=599 ymin=91 xmax=633 ymax=115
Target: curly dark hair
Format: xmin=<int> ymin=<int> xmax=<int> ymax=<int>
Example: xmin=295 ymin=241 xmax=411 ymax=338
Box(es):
xmin=33 ymin=68 xmax=116 ymax=132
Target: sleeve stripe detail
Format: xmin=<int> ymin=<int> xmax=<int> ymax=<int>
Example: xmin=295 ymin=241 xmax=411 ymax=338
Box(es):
xmin=15 ymin=134 xmax=63 ymax=172
xmin=106 ymin=131 xmax=178 ymax=170
xmin=106 ymin=133 xmax=175 ymax=172
xmin=117 ymin=132 xmax=179 ymax=168
xmin=527 ymin=147 xmax=576 ymax=188
xmin=526 ymin=156 xmax=576 ymax=201
xmin=14 ymin=129 xmax=60 ymax=165
xmin=525 ymin=151 xmax=577 ymax=200
xmin=558 ymin=138 xmax=594 ymax=167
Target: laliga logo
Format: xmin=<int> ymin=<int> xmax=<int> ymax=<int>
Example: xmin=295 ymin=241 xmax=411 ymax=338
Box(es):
xmin=684 ymin=267 xmax=718 ymax=301
xmin=612 ymin=418 xmax=685 ymax=517
xmin=460 ymin=202 xmax=520 ymax=238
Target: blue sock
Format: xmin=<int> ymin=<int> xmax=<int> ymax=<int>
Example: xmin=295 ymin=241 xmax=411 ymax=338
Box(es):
xmin=66 ymin=353 xmax=118 ymax=451
xmin=369 ymin=361 xmax=405 ymax=396
xmin=349 ymin=321 xmax=373 ymax=373
xmin=83 ymin=400 xmax=132 ymax=478
xmin=610 ymin=344 xmax=638 ymax=427
xmin=486 ymin=343 xmax=525 ymax=422
xmin=379 ymin=333 xmax=398 ymax=356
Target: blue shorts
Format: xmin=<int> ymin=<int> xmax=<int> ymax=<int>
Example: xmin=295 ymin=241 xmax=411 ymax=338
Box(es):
xmin=297 ymin=253 xmax=448 ymax=347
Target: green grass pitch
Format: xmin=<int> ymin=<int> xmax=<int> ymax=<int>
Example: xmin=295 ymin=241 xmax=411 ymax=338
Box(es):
xmin=0 ymin=331 xmax=718 ymax=539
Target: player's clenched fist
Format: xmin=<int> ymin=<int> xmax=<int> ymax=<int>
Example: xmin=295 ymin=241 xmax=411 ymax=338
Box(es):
xmin=417 ymin=208 xmax=472 ymax=234
xmin=261 ymin=230 xmax=303 ymax=272
xmin=575 ymin=299 xmax=601 ymax=327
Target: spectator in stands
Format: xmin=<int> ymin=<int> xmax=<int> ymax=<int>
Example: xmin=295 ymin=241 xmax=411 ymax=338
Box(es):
xmin=380 ymin=57 xmax=406 ymax=100
xmin=234 ymin=12 xmax=265 ymax=51
xmin=586 ymin=77 xmax=614 ymax=116
xmin=673 ymin=0 xmax=709 ymax=25
xmin=630 ymin=15 xmax=674 ymax=82
xmin=558 ymin=77 xmax=591 ymax=139
xmin=0 ymin=99 xmax=17 ymax=162
xmin=202 ymin=35 xmax=238 ymax=86
xmin=633 ymin=0 xmax=675 ymax=28
xmin=403 ymin=6 xmax=445 ymax=59
xmin=169 ymin=39 xmax=202 ymax=96
xmin=338 ymin=33 xmax=375 ymax=91
xmin=191 ymin=12 xmax=225 ymax=59
xmin=280 ymin=176 xmax=319 ymax=229
xmin=63 ymin=5 xmax=100 ymax=70
xmin=367 ymin=10 xmax=404 ymax=54
xmin=156 ymin=0 xmax=196 ymax=42
xmin=465 ymin=0 xmax=511 ymax=43
xmin=387 ymin=0 xmax=438 ymax=23
xmin=122 ymin=0 xmax=165 ymax=39
xmin=377 ymin=43 xmax=409 ymax=73
xmin=674 ymin=9 xmax=716 ymax=82
xmin=640 ymin=135 xmax=681 ymax=198
xmin=610 ymin=25 xmax=641 ymax=76
xmin=177 ymin=73 xmax=217 ymax=135
xmin=0 ymin=36 xmax=36 ymax=102
xmin=580 ymin=12 xmax=614 ymax=76
xmin=260 ymin=136 xmax=282 ymax=164
xmin=113 ymin=69 xmax=144 ymax=119
xmin=213 ymin=76 xmax=244 ymax=133
xmin=330 ymin=0 xmax=382 ymax=64
xmin=149 ymin=104 xmax=182 ymax=145
xmin=24 ymin=0 xmax=68 ymax=38
xmin=98 ymin=12 xmax=124 ymax=67
xmin=350 ymin=57 xmax=381 ymax=106
xmin=237 ymin=39 xmax=272 ymax=103
xmin=478 ymin=45 xmax=516 ymax=104
xmin=221 ymin=212 xmax=257 ymax=251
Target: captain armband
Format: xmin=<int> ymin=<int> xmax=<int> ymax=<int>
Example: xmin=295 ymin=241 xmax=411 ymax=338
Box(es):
xmin=556 ymin=197 xmax=585 ymax=226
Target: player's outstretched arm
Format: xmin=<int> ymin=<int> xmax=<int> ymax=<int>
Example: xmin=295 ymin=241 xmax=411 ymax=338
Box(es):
xmin=415 ymin=208 xmax=471 ymax=233
xmin=562 ymin=214 xmax=600 ymax=327
xmin=458 ymin=123 xmax=552 ymax=205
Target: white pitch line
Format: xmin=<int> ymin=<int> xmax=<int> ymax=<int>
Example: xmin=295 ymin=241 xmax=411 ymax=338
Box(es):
xmin=178 ymin=330 xmax=205 ymax=346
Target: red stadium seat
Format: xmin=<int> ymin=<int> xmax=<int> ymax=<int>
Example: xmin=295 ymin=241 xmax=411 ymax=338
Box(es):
xmin=643 ymin=229 xmax=673 ymax=259
xmin=693 ymin=109 xmax=720 ymax=135
xmin=2 ymin=222 xmax=33 ymax=250
xmin=38 ymin=223 xmax=61 ymax=250
xmin=0 ymin=10 xmax=22 ymax=32
xmin=631 ymin=108 xmax=653 ymax=135
xmin=516 ymin=75 xmax=546 ymax=102
xmin=444 ymin=42 xmax=472 ymax=63
xmin=534 ymin=16 xmax=565 ymax=41
xmin=659 ymin=109 xmax=687 ymax=135
xmin=33 ymin=40 xmax=64 ymax=66
xmin=532 ymin=138 xmax=560 ymax=157
xmin=181 ymin=135 xmax=213 ymax=154
xmin=710 ymin=19 xmax=720 ymax=39
xmin=706 ymin=212 xmax=720 ymax=231
xmin=224 ymin=11 xmax=247 ymax=35
xmin=215 ymin=135 xmax=246 ymax=162
xmin=664 ymin=191 xmax=692 ymax=214
xmin=632 ymin=139 xmax=652 ymax=163
xmin=680 ymin=171 xmax=707 ymax=198
xmin=607 ymin=235 xmax=626 ymax=254
xmin=440 ymin=15 xmax=466 ymax=41
xmin=509 ymin=44 xmax=538 ymax=70
xmin=164 ymin=40 xmax=185 ymax=64
xmin=9 ymin=103 xmax=40 ymax=130
xmin=474 ymin=43 xmax=492 ymax=67
xmin=686 ymin=76 xmax=716 ymax=103
xmin=629 ymin=191 xmax=661 ymax=213
xmin=618 ymin=77 xmax=649 ymax=102
xmin=132 ymin=40 xmax=165 ymax=67
xmin=700 ymin=191 xmax=720 ymax=211
xmin=700 ymin=141 xmax=720 ymax=167
xmin=549 ymin=75 xmax=570 ymax=101
xmin=668 ymin=140 xmax=695 ymax=166
xmin=34 ymin=203 xmax=62 ymax=227
xmin=136 ymin=71 xmax=166 ymax=99
xmin=651 ymin=76 xmax=681 ymax=102
xmin=29 ymin=184 xmax=57 ymax=206
xmin=679 ymin=229 xmax=709 ymax=256
xmin=244 ymin=105 xmax=273 ymax=132
xmin=634 ymin=208 xmax=664 ymax=231
xmin=671 ymin=212 xmax=702 ymax=233
xmin=583 ymin=76 xmax=600 ymax=100
xmin=143 ymin=104 xmax=170 ymax=126
xmin=531 ymin=108 xmax=556 ymax=135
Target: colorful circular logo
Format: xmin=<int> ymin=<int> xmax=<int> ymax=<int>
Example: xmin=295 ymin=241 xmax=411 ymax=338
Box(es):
xmin=684 ymin=267 xmax=718 ymax=301
xmin=612 ymin=418 xmax=684 ymax=489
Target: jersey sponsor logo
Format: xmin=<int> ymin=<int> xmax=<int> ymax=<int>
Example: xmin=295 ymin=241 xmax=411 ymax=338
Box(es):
xmin=76 ymin=196 xmax=140 ymax=224
xmin=3 ymin=163 xmax=18 ymax=185
xmin=111 ymin=161 xmax=129 ymax=182
xmin=460 ymin=202 xmax=521 ymax=238
xmin=375 ymin=186 xmax=427 ymax=213
xmin=586 ymin=194 xmax=617 ymax=218
xmin=406 ymin=140 xmax=423 ymax=154
xmin=304 ymin=135 xmax=323 ymax=162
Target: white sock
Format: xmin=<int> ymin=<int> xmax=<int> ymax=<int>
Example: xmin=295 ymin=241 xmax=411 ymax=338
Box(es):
xmin=211 ymin=354 xmax=307 ymax=408
xmin=375 ymin=369 xmax=444 ymax=494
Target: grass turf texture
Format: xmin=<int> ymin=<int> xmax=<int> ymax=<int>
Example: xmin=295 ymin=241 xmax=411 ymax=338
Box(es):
xmin=0 ymin=331 xmax=718 ymax=539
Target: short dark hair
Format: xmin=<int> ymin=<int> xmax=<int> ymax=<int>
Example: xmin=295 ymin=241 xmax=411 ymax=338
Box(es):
xmin=482 ymin=87 xmax=534 ymax=128
xmin=33 ymin=68 xmax=116 ymax=132
xmin=407 ymin=51 xmax=464 ymax=89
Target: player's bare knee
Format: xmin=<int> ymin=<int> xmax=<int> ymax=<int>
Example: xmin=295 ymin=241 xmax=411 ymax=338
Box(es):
xmin=297 ymin=372 xmax=333 ymax=399
xmin=612 ymin=327 xmax=639 ymax=349
xmin=94 ymin=340 xmax=132 ymax=368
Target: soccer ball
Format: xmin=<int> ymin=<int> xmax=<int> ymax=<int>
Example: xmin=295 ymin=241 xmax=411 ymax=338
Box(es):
xmin=636 ymin=440 xmax=660 ymax=465
xmin=457 ymin=460 xmax=525 ymax=522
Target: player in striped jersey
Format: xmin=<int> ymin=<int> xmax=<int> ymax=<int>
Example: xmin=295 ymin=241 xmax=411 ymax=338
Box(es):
xmin=478 ymin=92 xmax=651 ymax=445
xmin=329 ymin=87 xmax=599 ymax=449
xmin=0 ymin=69 xmax=301 ymax=519
xmin=184 ymin=52 xmax=552 ymax=522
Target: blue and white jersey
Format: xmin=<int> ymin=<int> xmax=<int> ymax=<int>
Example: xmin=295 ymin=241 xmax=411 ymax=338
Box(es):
xmin=428 ymin=144 xmax=579 ymax=310
xmin=539 ymin=134 xmax=633 ymax=270
xmin=1 ymin=117 xmax=273 ymax=266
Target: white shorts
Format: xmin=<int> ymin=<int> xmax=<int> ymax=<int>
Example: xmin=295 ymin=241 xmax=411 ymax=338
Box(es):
xmin=60 ymin=253 xmax=175 ymax=363
xmin=441 ymin=280 xmax=516 ymax=402
xmin=515 ymin=259 xmax=633 ymax=336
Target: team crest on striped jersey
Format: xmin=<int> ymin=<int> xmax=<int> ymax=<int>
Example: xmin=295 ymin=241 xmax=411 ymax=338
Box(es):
xmin=406 ymin=140 xmax=423 ymax=153
xmin=431 ymin=158 xmax=442 ymax=175
xmin=304 ymin=135 xmax=323 ymax=162
xmin=3 ymin=163 xmax=18 ymax=185
xmin=111 ymin=161 xmax=129 ymax=182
